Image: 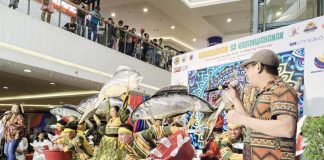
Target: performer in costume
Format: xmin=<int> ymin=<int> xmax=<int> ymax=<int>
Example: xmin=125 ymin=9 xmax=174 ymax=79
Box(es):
xmin=215 ymin=124 xmax=243 ymax=160
xmin=118 ymin=124 xmax=183 ymax=160
xmin=63 ymin=122 xmax=93 ymax=160
xmin=199 ymin=135 xmax=219 ymax=160
xmin=92 ymin=93 xmax=130 ymax=160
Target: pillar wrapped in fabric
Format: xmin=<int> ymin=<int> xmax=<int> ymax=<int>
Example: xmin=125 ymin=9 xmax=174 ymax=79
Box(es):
xmin=43 ymin=150 xmax=72 ymax=160
xmin=150 ymin=130 xmax=195 ymax=160
xmin=207 ymin=36 xmax=223 ymax=46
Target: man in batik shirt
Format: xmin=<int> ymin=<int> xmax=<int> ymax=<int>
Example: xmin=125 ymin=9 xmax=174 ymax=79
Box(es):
xmin=226 ymin=49 xmax=298 ymax=160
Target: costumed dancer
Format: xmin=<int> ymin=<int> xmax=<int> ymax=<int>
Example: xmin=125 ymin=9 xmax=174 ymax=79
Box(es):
xmin=117 ymin=124 xmax=184 ymax=159
xmin=92 ymin=92 xmax=130 ymax=160
xmin=63 ymin=122 xmax=93 ymax=160
xmin=215 ymin=124 xmax=243 ymax=160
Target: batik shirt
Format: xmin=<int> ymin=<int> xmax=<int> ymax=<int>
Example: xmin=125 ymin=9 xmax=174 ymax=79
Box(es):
xmin=247 ymin=77 xmax=298 ymax=160
xmin=3 ymin=114 xmax=25 ymax=141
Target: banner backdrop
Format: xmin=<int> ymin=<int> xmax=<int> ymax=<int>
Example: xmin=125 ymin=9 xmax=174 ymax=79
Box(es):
xmin=172 ymin=16 xmax=324 ymax=119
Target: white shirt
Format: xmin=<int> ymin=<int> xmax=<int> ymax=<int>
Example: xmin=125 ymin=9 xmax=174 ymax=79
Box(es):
xmin=16 ymin=137 xmax=28 ymax=160
xmin=31 ymin=139 xmax=52 ymax=160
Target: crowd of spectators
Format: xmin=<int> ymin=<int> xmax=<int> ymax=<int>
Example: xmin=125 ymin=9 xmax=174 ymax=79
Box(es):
xmin=68 ymin=0 xmax=181 ymax=71
xmin=6 ymin=0 xmax=186 ymax=71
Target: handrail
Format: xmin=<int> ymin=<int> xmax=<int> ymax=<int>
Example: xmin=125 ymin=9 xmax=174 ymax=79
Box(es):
xmin=62 ymin=0 xmax=173 ymax=55
xmin=113 ymin=26 xmax=165 ymax=52
xmin=0 ymin=0 xmax=174 ymax=70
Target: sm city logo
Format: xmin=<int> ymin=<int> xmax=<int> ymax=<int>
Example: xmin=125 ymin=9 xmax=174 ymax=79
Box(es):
xmin=289 ymin=35 xmax=324 ymax=46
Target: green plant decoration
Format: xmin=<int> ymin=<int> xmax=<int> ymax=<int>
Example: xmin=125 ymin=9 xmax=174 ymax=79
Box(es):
xmin=301 ymin=115 xmax=324 ymax=160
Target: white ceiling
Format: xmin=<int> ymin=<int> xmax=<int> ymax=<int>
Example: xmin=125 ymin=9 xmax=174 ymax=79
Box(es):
xmin=100 ymin=0 xmax=251 ymax=51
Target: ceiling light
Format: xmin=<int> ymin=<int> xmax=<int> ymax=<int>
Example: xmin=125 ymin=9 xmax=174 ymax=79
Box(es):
xmin=276 ymin=11 xmax=282 ymax=16
xmin=192 ymin=38 xmax=196 ymax=42
xmin=0 ymin=103 xmax=54 ymax=108
xmin=181 ymin=0 xmax=241 ymax=8
xmin=49 ymin=82 xmax=55 ymax=85
xmin=0 ymin=90 xmax=99 ymax=101
xmin=24 ymin=69 xmax=31 ymax=73
xmin=59 ymin=102 xmax=64 ymax=104
xmin=227 ymin=18 xmax=232 ymax=23
xmin=111 ymin=13 xmax=116 ymax=17
xmin=143 ymin=8 xmax=148 ymax=13
xmin=3 ymin=86 xmax=8 ymax=89
xmin=171 ymin=26 xmax=175 ymax=29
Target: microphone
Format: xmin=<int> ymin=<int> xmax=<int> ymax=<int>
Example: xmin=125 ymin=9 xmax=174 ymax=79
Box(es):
xmin=204 ymin=80 xmax=239 ymax=93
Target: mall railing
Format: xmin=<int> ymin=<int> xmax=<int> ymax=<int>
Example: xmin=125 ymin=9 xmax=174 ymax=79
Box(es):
xmin=0 ymin=0 xmax=175 ymax=71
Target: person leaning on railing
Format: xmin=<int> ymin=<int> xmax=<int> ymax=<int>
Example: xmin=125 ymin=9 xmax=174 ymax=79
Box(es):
xmin=118 ymin=25 xmax=129 ymax=53
xmin=105 ymin=18 xmax=115 ymax=48
xmin=87 ymin=6 xmax=103 ymax=42
xmin=76 ymin=3 xmax=89 ymax=37
xmin=63 ymin=17 xmax=77 ymax=33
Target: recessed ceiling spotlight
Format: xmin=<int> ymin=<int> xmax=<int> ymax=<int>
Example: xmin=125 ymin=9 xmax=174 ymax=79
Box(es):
xmin=49 ymin=82 xmax=56 ymax=85
xmin=171 ymin=26 xmax=175 ymax=29
xmin=226 ymin=18 xmax=232 ymax=23
xmin=59 ymin=102 xmax=64 ymax=104
xmin=111 ymin=13 xmax=116 ymax=17
xmin=3 ymin=86 xmax=8 ymax=89
xmin=143 ymin=8 xmax=148 ymax=13
xmin=192 ymin=38 xmax=196 ymax=42
xmin=276 ymin=11 xmax=282 ymax=16
xmin=24 ymin=69 xmax=31 ymax=73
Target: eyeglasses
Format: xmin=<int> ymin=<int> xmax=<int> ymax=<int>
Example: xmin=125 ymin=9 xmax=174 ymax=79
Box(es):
xmin=244 ymin=62 xmax=256 ymax=71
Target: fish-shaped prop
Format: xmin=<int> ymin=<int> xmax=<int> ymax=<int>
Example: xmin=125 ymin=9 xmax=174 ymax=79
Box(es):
xmin=100 ymin=66 xmax=143 ymax=98
xmin=50 ymin=105 xmax=94 ymax=134
xmin=79 ymin=66 xmax=143 ymax=123
xmin=131 ymin=85 xmax=214 ymax=121
xmin=76 ymin=95 xmax=133 ymax=121
xmin=50 ymin=105 xmax=82 ymax=118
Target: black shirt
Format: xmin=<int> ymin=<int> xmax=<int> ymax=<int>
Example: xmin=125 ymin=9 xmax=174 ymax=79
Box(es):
xmin=64 ymin=23 xmax=77 ymax=33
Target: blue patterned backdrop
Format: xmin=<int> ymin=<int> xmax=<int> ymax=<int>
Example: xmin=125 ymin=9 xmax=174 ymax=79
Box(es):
xmin=187 ymin=48 xmax=304 ymax=149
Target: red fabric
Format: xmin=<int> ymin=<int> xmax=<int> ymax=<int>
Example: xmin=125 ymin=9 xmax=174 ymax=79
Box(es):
xmin=215 ymin=115 xmax=224 ymax=129
xmin=201 ymin=140 xmax=220 ymax=159
xmin=30 ymin=113 xmax=44 ymax=128
xmin=129 ymin=95 xmax=143 ymax=109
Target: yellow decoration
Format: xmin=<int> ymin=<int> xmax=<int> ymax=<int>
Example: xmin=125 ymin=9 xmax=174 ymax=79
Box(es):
xmin=118 ymin=127 xmax=132 ymax=135
xmin=228 ymin=123 xmax=241 ymax=129
xmin=63 ymin=128 xmax=75 ymax=133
